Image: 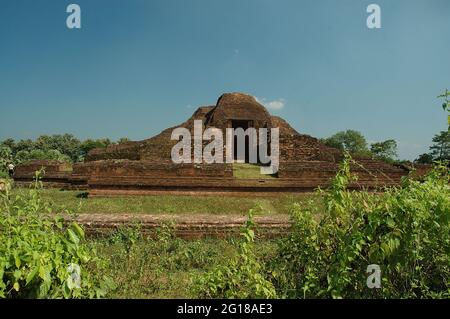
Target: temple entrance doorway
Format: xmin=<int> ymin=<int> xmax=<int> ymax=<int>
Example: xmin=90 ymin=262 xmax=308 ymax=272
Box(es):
xmin=231 ymin=120 xmax=251 ymax=163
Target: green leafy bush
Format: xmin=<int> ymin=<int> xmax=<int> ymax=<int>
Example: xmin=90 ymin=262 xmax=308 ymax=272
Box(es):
xmin=195 ymin=210 xmax=277 ymax=299
xmin=0 ymin=177 xmax=114 ymax=298
xmin=14 ymin=149 xmax=72 ymax=164
xmin=272 ymin=155 xmax=450 ymax=298
xmin=0 ymin=145 xmax=13 ymax=169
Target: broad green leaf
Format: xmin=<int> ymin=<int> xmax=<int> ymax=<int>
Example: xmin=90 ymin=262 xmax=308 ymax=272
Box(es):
xmin=67 ymin=229 xmax=80 ymax=245
xmin=26 ymin=266 xmax=39 ymax=284
xmin=71 ymin=222 xmax=85 ymax=239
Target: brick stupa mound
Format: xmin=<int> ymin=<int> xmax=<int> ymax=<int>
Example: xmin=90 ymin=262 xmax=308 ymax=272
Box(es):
xmin=14 ymin=92 xmax=429 ymax=194
xmin=86 ymin=92 xmax=340 ymax=163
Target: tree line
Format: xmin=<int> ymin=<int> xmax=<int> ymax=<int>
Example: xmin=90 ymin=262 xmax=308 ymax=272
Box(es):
xmin=0 ymin=135 xmax=130 ymax=174
xmin=0 ymin=129 xmax=447 ymax=170
xmin=320 ymin=129 xmax=449 ymax=164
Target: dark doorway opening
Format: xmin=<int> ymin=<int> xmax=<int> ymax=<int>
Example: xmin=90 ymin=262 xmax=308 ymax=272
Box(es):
xmin=231 ymin=120 xmax=250 ymax=163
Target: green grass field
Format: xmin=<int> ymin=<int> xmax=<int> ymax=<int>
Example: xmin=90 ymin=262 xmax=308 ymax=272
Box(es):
xmin=232 ymin=163 xmax=277 ymax=179
xmin=12 ymin=188 xmax=316 ymax=216
xmin=9 ymin=163 xmax=311 ymax=216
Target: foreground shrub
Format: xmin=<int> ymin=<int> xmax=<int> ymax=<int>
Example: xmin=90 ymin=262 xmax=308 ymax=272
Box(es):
xmin=93 ymin=222 xmax=235 ymax=298
xmin=195 ymin=210 xmax=277 ymax=299
xmin=272 ymin=156 xmax=450 ymax=298
xmin=0 ymin=176 xmax=114 ymax=298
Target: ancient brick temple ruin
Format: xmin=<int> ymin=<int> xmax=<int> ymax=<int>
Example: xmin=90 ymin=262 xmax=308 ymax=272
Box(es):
xmin=14 ymin=92 xmax=427 ymax=196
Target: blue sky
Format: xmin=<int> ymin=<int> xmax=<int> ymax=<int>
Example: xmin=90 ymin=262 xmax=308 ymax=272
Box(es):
xmin=0 ymin=0 xmax=449 ymax=160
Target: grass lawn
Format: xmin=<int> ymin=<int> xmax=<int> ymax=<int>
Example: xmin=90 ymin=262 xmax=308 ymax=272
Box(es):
xmin=232 ymin=163 xmax=277 ymax=179
xmin=10 ymin=163 xmax=314 ymax=216
xmin=12 ymin=188 xmax=316 ymax=215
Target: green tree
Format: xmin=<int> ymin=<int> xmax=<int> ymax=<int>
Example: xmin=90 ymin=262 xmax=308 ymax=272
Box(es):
xmin=370 ymin=139 xmax=398 ymax=162
xmin=14 ymin=139 xmax=34 ymax=154
xmin=78 ymin=138 xmax=111 ymax=161
xmin=429 ymin=131 xmax=450 ymax=161
xmin=46 ymin=149 xmax=72 ymax=162
xmin=13 ymin=149 xmax=72 ymax=164
xmin=35 ymin=134 xmax=81 ymax=162
xmin=1 ymin=138 xmax=16 ymax=151
xmin=414 ymin=153 xmax=433 ymax=164
xmin=323 ymin=130 xmax=369 ymax=155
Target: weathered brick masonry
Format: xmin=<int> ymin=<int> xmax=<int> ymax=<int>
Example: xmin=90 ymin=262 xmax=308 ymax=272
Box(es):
xmin=13 ymin=160 xmax=72 ymax=188
xmin=13 ymin=92 xmax=431 ymax=194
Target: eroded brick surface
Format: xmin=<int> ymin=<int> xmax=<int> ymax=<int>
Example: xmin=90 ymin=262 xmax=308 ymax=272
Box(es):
xmin=13 ymin=92 xmax=432 ymax=194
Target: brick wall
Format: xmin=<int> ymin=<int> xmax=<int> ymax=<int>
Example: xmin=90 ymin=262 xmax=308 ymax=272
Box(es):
xmin=13 ymin=160 xmax=72 ymax=188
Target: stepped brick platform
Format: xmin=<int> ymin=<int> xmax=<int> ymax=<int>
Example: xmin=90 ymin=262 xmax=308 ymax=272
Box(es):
xmin=66 ymin=213 xmax=291 ymax=239
xmin=88 ymin=177 xmax=325 ymax=197
xmin=13 ymin=160 xmax=72 ymax=188
xmin=13 ymin=92 xmax=432 ymax=195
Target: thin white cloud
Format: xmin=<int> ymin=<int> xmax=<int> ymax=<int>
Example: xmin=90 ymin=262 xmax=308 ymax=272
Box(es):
xmin=256 ymin=97 xmax=285 ymax=110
